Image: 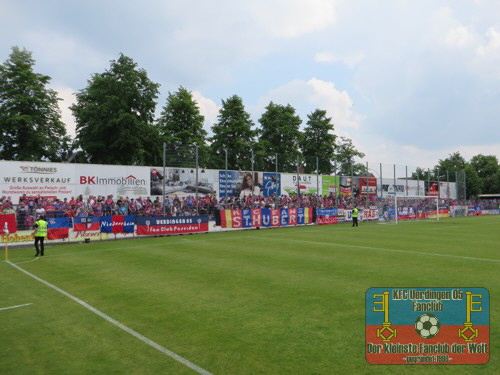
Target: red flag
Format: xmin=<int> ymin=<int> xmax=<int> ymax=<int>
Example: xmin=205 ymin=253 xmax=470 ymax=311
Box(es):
xmin=47 ymin=228 xmax=69 ymax=240
xmin=47 ymin=218 xmax=71 ymax=240
xmin=73 ymin=216 xmax=100 ymax=231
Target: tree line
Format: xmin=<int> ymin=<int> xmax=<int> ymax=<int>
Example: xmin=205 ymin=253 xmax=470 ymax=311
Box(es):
xmin=412 ymin=152 xmax=500 ymax=197
xmin=1 ymin=47 xmax=499 ymax=196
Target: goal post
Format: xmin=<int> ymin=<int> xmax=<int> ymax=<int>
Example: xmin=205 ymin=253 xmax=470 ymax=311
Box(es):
xmin=378 ymin=196 xmax=440 ymax=224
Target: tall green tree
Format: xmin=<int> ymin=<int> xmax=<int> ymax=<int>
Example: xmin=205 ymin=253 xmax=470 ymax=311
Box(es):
xmin=209 ymin=95 xmax=255 ymax=170
xmin=71 ymin=53 xmax=160 ymax=165
xmin=0 ymin=46 xmax=69 ymax=161
xmin=300 ymin=109 xmax=336 ymax=174
xmin=469 ymin=154 xmax=500 ymax=194
xmin=333 ymin=136 xmax=366 ymax=176
xmin=257 ymin=102 xmax=302 ymax=172
xmin=157 ymin=87 xmax=208 ymax=167
xmin=463 ymin=164 xmax=482 ymax=198
xmin=412 ymin=167 xmax=428 ymax=180
xmin=434 ymin=152 xmax=467 ymax=181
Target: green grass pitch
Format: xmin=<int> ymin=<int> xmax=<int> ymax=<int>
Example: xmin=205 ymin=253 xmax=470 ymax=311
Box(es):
xmin=1 ymin=216 xmax=499 ymax=374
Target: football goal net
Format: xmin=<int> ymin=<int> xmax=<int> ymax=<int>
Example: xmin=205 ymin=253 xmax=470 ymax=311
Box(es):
xmin=378 ymin=196 xmax=440 ymax=224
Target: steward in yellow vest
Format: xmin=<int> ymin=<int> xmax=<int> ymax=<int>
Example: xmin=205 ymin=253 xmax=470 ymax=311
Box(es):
xmin=352 ymin=207 xmax=359 ymax=227
xmin=34 ymin=216 xmax=48 ymax=256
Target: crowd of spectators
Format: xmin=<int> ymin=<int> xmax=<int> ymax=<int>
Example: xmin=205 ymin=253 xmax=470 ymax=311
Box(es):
xmin=1 ymin=194 xmax=498 ymax=231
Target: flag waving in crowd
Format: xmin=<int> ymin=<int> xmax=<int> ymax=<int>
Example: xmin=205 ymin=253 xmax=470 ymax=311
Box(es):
xmin=47 ymin=217 xmax=72 ymax=240
xmin=100 ymin=215 xmax=135 ymax=233
xmin=73 ymin=216 xmax=100 ymax=231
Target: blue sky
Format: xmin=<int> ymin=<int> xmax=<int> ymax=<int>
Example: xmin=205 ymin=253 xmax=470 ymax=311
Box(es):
xmin=2 ymin=0 xmax=500 ymax=170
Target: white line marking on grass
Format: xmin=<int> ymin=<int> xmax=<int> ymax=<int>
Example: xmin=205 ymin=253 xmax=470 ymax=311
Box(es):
xmin=15 ymin=257 xmax=40 ymax=265
xmin=6 ymin=261 xmax=212 ymax=375
xmin=244 ymin=236 xmax=500 ymax=263
xmin=0 ymin=303 xmax=32 ymax=311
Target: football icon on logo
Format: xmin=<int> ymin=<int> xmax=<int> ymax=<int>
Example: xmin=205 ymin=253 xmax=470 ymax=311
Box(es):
xmin=415 ymin=313 xmax=440 ymax=339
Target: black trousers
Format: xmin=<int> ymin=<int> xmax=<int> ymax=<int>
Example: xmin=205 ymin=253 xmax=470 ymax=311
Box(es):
xmin=35 ymin=236 xmax=45 ymax=256
xmin=352 ymin=217 xmax=358 ymax=227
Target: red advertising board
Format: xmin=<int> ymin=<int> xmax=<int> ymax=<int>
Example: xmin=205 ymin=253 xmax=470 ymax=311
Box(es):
xmin=316 ymin=216 xmax=338 ymax=225
xmin=136 ymin=216 xmax=208 ymax=235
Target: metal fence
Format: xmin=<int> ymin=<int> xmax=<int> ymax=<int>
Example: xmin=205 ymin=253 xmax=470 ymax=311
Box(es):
xmin=0 ymin=146 xmax=477 ymax=228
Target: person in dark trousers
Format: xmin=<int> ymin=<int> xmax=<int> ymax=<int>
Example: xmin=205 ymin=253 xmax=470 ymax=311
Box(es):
xmin=34 ymin=215 xmax=48 ymax=256
xmin=352 ymin=206 xmax=359 ymax=227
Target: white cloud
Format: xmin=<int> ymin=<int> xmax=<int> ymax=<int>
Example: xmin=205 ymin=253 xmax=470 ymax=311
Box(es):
xmin=192 ymin=91 xmax=219 ymax=135
xmin=444 ymin=26 xmax=476 ymax=48
xmin=256 ymin=78 xmax=362 ymax=131
xmin=153 ymin=0 xmax=342 ymax=86
xmin=23 ymin=31 xmax=110 ymax=88
xmin=476 ymin=27 xmax=500 ymax=58
xmin=53 ymin=86 xmax=77 ymax=137
xmin=308 ymin=78 xmax=362 ymax=129
xmin=249 ymin=0 xmax=340 ymax=38
xmin=314 ymin=51 xmax=365 ymax=67
xmin=314 ymin=52 xmax=336 ymax=63
xmin=26 ymin=31 xmax=105 ymax=67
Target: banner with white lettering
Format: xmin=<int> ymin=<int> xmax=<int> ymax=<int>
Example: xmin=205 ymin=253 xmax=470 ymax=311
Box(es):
xmin=316 ymin=208 xmax=338 ymax=225
xmin=136 ymin=216 xmax=209 ymax=235
xmin=220 ymin=208 xmax=313 ymax=228
xmin=366 ymin=287 xmax=490 ymax=365
xmin=100 ymin=215 xmax=135 ymax=233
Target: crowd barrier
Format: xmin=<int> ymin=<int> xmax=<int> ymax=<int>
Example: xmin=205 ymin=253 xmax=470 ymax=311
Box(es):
xmin=1 ymin=205 xmax=498 ymax=248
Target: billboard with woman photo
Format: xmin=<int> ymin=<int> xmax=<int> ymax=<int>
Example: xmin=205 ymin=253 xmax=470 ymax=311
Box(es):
xmin=219 ymin=171 xmax=262 ymax=198
xmin=218 ymin=171 xmax=281 ymax=198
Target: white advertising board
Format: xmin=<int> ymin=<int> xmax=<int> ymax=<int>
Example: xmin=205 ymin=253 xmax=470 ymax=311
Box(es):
xmin=0 ymin=161 xmax=150 ymax=202
xmin=76 ymin=164 xmax=149 ymax=198
xmin=0 ymin=161 xmax=76 ymax=201
xmin=281 ymin=173 xmax=321 ymax=196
